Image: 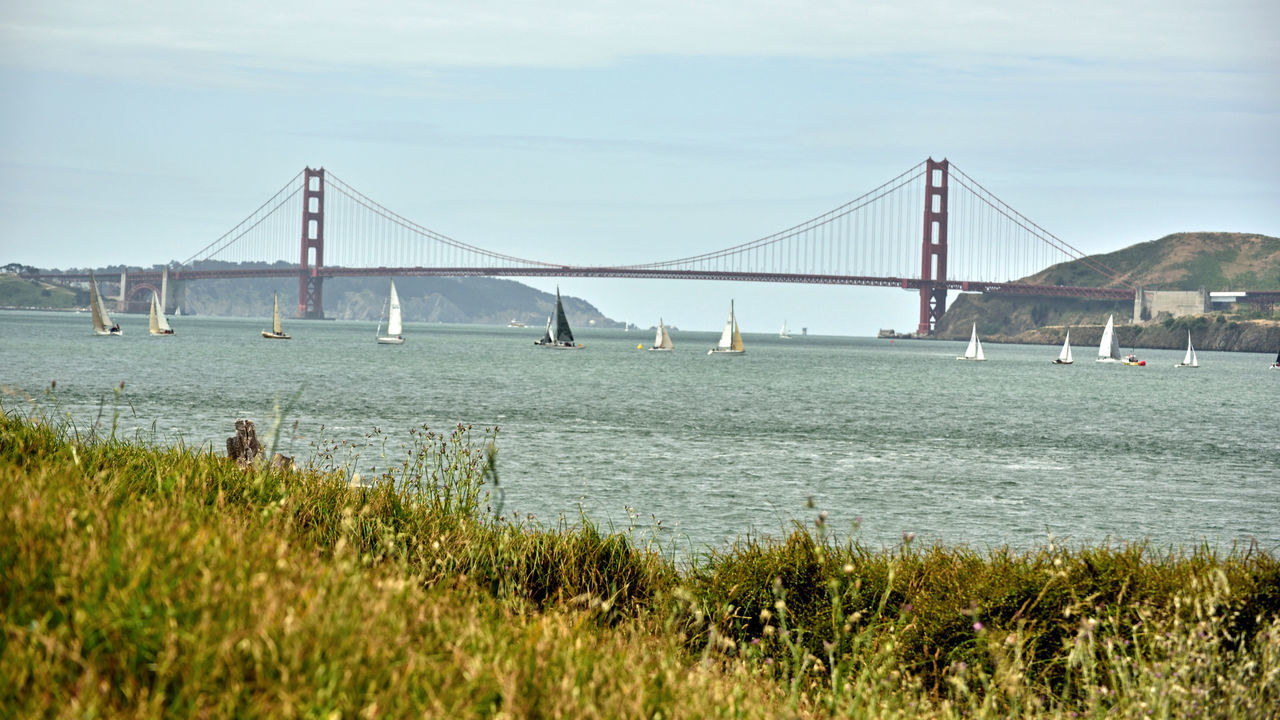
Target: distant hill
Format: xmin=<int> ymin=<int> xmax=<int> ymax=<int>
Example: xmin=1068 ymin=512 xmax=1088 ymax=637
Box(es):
xmin=0 ymin=274 xmax=86 ymax=310
xmin=936 ymin=232 xmax=1280 ymax=351
xmin=1021 ymin=232 xmax=1280 ymax=290
xmin=1 ymin=261 xmax=621 ymax=328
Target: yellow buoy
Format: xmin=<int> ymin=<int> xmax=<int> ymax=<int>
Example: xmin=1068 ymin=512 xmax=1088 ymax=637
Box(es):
xmin=637 ymin=344 xmax=643 ymax=350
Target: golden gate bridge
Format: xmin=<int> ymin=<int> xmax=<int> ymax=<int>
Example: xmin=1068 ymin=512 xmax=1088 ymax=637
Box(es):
xmin=35 ymin=158 xmax=1166 ymax=336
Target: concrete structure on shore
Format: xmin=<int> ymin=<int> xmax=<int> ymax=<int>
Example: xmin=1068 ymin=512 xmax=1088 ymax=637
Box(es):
xmin=1133 ymin=287 xmax=1208 ymax=322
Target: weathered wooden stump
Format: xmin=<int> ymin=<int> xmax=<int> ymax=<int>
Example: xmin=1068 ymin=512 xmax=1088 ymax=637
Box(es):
xmin=226 ymin=419 xmax=295 ymax=470
xmin=226 ymin=419 xmax=263 ymax=466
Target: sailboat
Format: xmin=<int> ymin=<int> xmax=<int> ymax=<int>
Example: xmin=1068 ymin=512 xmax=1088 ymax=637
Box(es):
xmin=148 ymin=292 xmax=175 ymax=335
xmin=779 ymin=320 xmax=792 ymax=339
xmin=1052 ymin=330 xmax=1073 ymax=364
xmin=533 ymin=287 xmax=582 ymax=348
xmin=648 ymin=318 xmax=674 ymax=351
xmin=956 ymin=323 xmax=986 ymax=361
xmin=375 ymin=279 xmax=404 ymax=344
xmin=88 ymin=272 xmax=121 ymax=336
xmin=261 ymin=292 xmax=291 ymax=339
xmin=708 ymin=300 xmax=745 ymax=355
xmin=1174 ymin=331 xmax=1199 ymax=368
xmin=1096 ymin=314 xmax=1122 ymax=363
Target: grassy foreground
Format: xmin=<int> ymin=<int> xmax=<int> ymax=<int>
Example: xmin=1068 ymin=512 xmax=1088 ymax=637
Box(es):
xmin=2 ymin=402 xmax=1278 ymax=718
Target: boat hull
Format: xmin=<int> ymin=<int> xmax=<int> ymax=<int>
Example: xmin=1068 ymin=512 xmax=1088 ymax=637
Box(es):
xmin=262 ymin=331 xmax=291 ymax=340
xmin=1052 ymin=360 xmax=1073 ymax=365
xmin=707 ymin=348 xmax=744 ymax=356
xmin=534 ymin=342 xmax=583 ymax=349
xmin=956 ymin=356 xmax=985 ymax=361
xmin=648 ymin=347 xmax=674 ymax=352
xmin=376 ymin=336 xmax=404 ymax=345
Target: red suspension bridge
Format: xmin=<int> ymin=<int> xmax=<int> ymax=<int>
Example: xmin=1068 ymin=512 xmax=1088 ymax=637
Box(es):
xmin=37 ymin=159 xmax=1160 ymax=335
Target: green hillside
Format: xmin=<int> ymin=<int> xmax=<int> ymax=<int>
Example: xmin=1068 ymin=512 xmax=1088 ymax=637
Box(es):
xmin=1024 ymin=232 xmax=1280 ymax=290
xmin=0 ymin=274 xmax=86 ymax=310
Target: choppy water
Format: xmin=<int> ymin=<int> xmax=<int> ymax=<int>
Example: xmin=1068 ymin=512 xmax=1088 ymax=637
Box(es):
xmin=3 ymin=309 xmax=1277 ymax=556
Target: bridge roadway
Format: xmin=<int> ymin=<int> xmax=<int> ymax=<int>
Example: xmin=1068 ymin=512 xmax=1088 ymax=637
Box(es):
xmin=32 ymin=266 xmax=1144 ymax=301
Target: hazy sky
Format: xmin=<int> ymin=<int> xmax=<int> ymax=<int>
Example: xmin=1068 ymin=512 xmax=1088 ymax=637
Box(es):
xmin=2 ymin=1 xmax=1277 ymax=335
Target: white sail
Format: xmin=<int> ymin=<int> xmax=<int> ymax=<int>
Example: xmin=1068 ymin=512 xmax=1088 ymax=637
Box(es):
xmin=716 ymin=317 xmax=734 ymax=348
xmin=650 ymin=318 xmax=674 ymax=350
xmin=708 ymin=301 xmax=745 ymax=355
xmin=262 ymin=292 xmax=291 ymax=339
xmin=779 ymin=320 xmax=791 ymax=339
xmin=149 ymin=292 xmax=173 ymax=335
xmin=958 ymin=323 xmax=985 ymax=360
xmin=1057 ymin=331 xmax=1073 ymax=363
xmin=376 ymin=280 xmax=404 ymax=343
xmin=1177 ymin=331 xmax=1198 ymax=367
xmin=386 ymin=280 xmax=402 ymax=336
xmin=716 ymin=309 xmax=734 ymax=348
xmin=89 ymin=272 xmax=118 ymax=335
xmin=1097 ymin=314 xmax=1121 ymax=362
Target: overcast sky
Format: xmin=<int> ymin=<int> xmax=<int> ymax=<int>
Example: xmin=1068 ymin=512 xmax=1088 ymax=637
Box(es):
xmin=2 ymin=0 xmax=1277 ymax=335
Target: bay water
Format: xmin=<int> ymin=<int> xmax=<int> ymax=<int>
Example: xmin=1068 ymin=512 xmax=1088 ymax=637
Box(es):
xmin=3 ymin=309 xmax=1277 ymax=557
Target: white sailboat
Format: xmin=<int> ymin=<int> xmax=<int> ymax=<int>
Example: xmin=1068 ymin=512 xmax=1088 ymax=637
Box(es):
xmin=534 ymin=287 xmax=583 ymax=348
xmin=1052 ymin=330 xmax=1073 ymax=364
xmin=1096 ymin=314 xmax=1121 ymax=363
xmin=89 ymin=272 xmax=121 ymax=336
xmin=1175 ymin=330 xmax=1199 ymax=368
xmin=708 ymin=300 xmax=745 ymax=355
xmin=779 ymin=320 xmax=791 ymax=339
xmin=375 ymin=279 xmax=404 ymax=344
xmin=648 ymin=318 xmax=674 ymax=351
xmin=956 ymin=323 xmax=985 ymax=361
xmin=148 ymin=291 xmax=174 ymax=335
xmin=261 ymin=292 xmax=291 ymax=339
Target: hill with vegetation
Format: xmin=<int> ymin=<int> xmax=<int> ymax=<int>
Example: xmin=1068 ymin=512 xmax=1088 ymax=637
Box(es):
xmin=936 ymin=232 xmax=1280 ymax=351
xmin=0 ymin=273 xmax=86 ymax=310
xmin=1 ymin=260 xmax=620 ymax=328
xmin=3 ymin=404 xmax=1278 ymax=719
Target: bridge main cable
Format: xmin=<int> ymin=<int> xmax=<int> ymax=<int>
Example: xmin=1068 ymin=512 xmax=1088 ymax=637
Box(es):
xmin=617 ymin=161 xmax=928 ymax=271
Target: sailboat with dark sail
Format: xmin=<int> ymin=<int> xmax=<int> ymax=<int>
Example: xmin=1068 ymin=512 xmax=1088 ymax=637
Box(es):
xmin=534 ymin=287 xmax=583 ymax=349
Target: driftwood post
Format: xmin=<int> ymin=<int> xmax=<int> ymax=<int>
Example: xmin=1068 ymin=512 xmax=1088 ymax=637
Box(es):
xmin=226 ymin=419 xmax=294 ymax=470
xmin=226 ymin=419 xmax=263 ymax=466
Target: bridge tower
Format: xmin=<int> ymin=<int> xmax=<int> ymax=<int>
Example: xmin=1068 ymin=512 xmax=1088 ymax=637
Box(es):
xmin=298 ymin=167 xmax=326 ymax=318
xmin=917 ymin=158 xmax=949 ymax=335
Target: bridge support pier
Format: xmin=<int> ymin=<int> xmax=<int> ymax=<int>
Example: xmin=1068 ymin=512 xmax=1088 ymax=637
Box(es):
xmin=116 ymin=269 xmax=128 ymax=313
xmin=917 ymin=158 xmax=949 ymax=336
xmin=298 ymin=167 xmax=326 ymax=319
